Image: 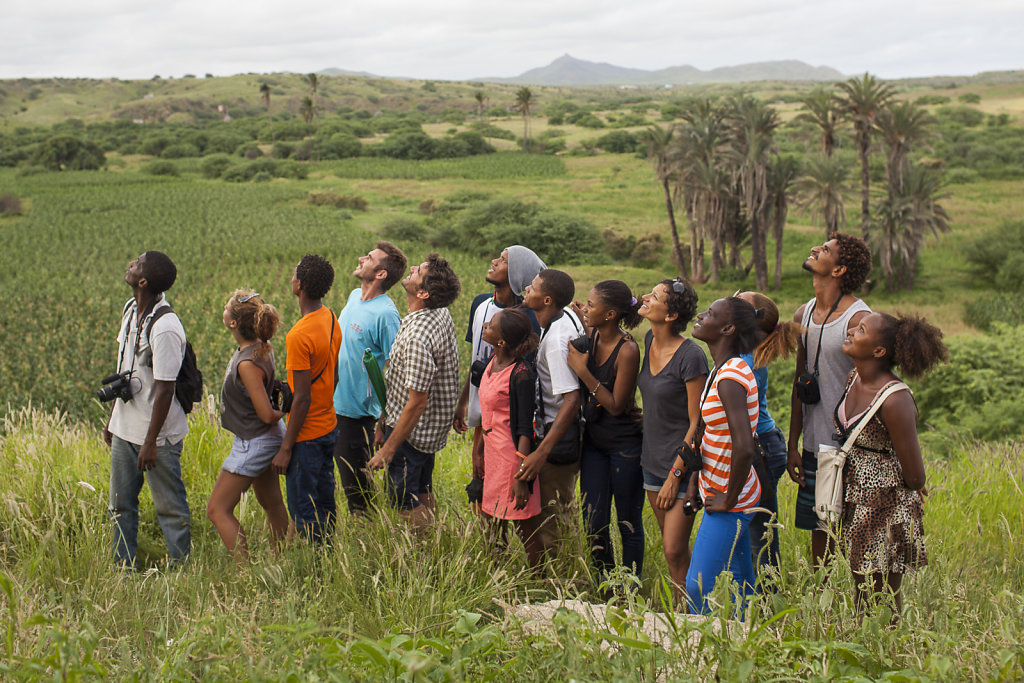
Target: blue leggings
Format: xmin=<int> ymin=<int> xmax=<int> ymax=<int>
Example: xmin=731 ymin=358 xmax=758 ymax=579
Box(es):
xmin=685 ymin=509 xmax=756 ymax=614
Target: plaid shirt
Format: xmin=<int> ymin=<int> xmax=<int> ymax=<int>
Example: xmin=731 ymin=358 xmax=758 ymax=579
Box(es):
xmin=384 ymin=306 xmax=460 ymax=453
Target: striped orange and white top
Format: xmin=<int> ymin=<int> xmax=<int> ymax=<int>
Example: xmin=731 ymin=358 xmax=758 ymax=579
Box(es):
xmin=698 ymin=356 xmax=761 ymax=513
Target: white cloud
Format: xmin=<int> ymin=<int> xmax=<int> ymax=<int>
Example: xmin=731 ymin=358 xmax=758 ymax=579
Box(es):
xmin=1 ymin=0 xmax=1020 ymax=79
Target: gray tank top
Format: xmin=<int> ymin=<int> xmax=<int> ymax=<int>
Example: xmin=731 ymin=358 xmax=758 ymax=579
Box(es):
xmin=220 ymin=344 xmax=276 ymax=440
xmin=800 ymin=296 xmax=871 ymax=451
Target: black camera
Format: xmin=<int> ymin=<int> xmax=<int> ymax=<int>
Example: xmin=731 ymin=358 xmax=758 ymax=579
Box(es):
xmin=270 ymin=380 xmax=293 ymax=413
xmin=469 ymin=358 xmax=489 ymax=388
xmin=96 ymin=371 xmax=134 ymax=403
xmin=794 ymin=372 xmax=821 ymax=405
xmin=673 ymin=442 xmax=701 ymax=473
xmin=682 ymin=497 xmax=703 ymax=516
xmin=570 ymin=334 xmax=590 ymax=354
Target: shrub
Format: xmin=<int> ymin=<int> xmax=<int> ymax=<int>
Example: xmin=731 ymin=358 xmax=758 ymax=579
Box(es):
xmin=419 ymin=199 xmax=437 ymax=214
xmin=630 ymin=233 xmax=665 ymax=267
xmin=30 ymin=135 xmax=105 ymax=171
xmin=271 ymin=142 xmax=294 ymax=159
xmin=235 ymin=142 xmax=263 ymax=159
xmin=602 ymin=229 xmax=636 ymax=260
xmin=915 ymin=94 xmax=951 ymax=106
xmin=322 ymin=134 xmax=362 ymax=160
xmin=139 ymin=136 xmax=173 ymax=156
xmin=200 ymin=153 xmax=233 ymax=179
xmin=944 ymin=168 xmax=981 ymax=184
xmin=142 ymin=160 xmax=179 ymax=176
xmin=595 ymin=131 xmax=638 ymax=154
xmin=378 ymin=131 xmax=437 ymax=160
xmin=468 ymin=122 xmax=516 ymax=141
xmin=964 ymin=220 xmax=1024 ymax=287
xmin=161 ymin=142 xmax=200 ymax=159
xmin=383 ymin=216 xmax=425 ymax=241
xmin=308 ymin=192 xmax=368 ymax=211
xmin=938 ymin=106 xmax=984 ymax=127
xmin=252 ymin=171 xmax=273 ymax=183
xmin=0 ymin=193 xmax=22 ymax=215
xmin=958 ymin=93 xmax=982 ymax=104
xmin=611 ymin=113 xmax=647 ymax=128
xmin=575 ymin=114 xmax=605 ymax=129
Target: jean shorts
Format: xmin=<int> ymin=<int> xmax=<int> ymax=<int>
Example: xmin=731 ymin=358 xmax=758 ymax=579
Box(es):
xmin=641 ymin=466 xmax=689 ymax=499
xmin=222 ymin=420 xmax=285 ymax=478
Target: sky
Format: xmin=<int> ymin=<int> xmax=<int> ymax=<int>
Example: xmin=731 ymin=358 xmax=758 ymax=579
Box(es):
xmin=2 ymin=0 xmax=1021 ymax=81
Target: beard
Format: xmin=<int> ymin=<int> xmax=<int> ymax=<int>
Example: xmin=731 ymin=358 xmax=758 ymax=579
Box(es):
xmin=485 ymin=274 xmax=505 ymax=287
xmin=801 ymin=260 xmax=815 ymax=273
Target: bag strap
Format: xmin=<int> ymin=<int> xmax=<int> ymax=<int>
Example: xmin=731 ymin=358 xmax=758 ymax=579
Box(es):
xmin=804 ymin=295 xmax=843 ymax=377
xmin=837 ymin=381 xmax=910 ymax=452
xmin=310 ymin=310 xmax=337 ymax=386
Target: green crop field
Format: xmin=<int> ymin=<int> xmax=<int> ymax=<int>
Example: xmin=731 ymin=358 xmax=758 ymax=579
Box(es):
xmin=1 ymin=72 xmax=1024 ymax=679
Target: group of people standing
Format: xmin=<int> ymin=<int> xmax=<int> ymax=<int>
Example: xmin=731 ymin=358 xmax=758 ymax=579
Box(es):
xmin=104 ymin=230 xmax=947 ymax=616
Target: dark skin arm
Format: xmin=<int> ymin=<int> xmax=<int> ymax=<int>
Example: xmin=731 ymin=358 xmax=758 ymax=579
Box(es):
xmin=704 ymin=379 xmax=756 ymax=512
xmin=787 ymin=303 xmax=808 ymax=486
xmin=879 ymin=390 xmax=926 ymax=490
xmin=516 ymin=390 xmax=581 ymax=482
xmin=272 ymin=369 xmax=311 ymax=475
xmin=238 ymin=360 xmax=286 ymax=425
xmin=510 ymin=434 xmax=534 ymax=510
xmin=566 ymin=338 xmax=641 ymax=416
xmin=137 ymin=380 xmax=175 ymax=471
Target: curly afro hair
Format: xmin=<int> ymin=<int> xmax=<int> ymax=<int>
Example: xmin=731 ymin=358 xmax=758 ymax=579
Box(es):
xmin=876 ymin=312 xmax=948 ymax=379
xmin=142 ymin=251 xmax=177 ymax=294
xmin=660 ymin=278 xmax=698 ymax=336
xmin=831 ymin=232 xmax=872 ymax=294
xmin=295 ymin=254 xmax=335 ymax=300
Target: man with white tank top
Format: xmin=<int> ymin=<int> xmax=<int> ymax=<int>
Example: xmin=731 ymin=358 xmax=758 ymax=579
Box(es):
xmin=787 ymin=232 xmax=873 ymax=567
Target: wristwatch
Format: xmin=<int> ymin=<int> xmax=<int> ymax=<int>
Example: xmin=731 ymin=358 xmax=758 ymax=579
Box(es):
xmin=671 ymin=467 xmax=683 ymax=479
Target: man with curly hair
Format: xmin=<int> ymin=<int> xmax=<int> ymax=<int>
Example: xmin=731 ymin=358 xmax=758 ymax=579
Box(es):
xmin=272 ymin=254 xmax=343 ymax=544
xmin=369 ymin=253 xmax=461 ymax=527
xmin=787 ymin=232 xmax=872 ymax=566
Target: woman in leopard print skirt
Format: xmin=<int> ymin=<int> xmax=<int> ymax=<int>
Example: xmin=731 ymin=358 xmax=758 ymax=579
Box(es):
xmin=837 ymin=311 xmax=948 ymax=616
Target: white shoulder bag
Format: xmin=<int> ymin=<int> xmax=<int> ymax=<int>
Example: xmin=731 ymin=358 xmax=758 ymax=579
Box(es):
xmin=815 ymin=381 xmax=910 ymax=525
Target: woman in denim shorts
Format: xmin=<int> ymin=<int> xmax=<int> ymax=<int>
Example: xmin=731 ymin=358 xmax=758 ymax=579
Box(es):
xmin=208 ymin=290 xmax=290 ymax=560
xmin=736 ymin=291 xmax=801 ymax=579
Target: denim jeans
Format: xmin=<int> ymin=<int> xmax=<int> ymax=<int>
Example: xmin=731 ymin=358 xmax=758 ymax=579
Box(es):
xmin=109 ymin=436 xmax=191 ymax=568
xmin=750 ymin=426 xmax=788 ymax=575
xmin=686 ymin=509 xmax=756 ymax=615
xmin=286 ymin=431 xmax=337 ymax=545
xmin=579 ymin=440 xmax=645 ymax=578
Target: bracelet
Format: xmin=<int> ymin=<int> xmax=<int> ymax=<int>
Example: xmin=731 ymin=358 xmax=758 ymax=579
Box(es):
xmin=588 ymin=382 xmax=600 ymax=396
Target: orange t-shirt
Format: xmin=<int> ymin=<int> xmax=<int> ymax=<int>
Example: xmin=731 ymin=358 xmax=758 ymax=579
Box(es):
xmin=286 ymin=306 xmax=342 ymax=442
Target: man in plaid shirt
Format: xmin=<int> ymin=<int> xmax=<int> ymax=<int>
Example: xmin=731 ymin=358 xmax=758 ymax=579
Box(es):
xmin=369 ymin=253 xmax=461 ymax=526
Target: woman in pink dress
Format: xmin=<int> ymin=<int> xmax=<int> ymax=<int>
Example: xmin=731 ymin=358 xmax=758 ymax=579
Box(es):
xmin=476 ymin=307 xmax=544 ymax=567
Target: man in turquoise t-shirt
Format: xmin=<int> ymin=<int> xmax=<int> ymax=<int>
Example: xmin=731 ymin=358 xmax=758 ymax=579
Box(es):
xmin=333 ymin=241 xmax=407 ymax=516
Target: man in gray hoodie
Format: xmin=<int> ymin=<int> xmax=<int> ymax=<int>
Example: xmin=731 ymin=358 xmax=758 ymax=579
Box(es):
xmin=453 ymin=246 xmax=545 ymax=489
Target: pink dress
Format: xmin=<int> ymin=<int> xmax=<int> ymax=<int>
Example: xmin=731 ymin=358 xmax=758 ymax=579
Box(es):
xmin=479 ymin=359 xmax=541 ymax=520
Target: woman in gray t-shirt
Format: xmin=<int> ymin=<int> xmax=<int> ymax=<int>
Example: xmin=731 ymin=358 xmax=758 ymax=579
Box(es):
xmin=636 ymin=279 xmax=708 ymax=596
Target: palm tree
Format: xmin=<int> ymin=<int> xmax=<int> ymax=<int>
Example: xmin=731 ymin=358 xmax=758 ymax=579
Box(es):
xmin=300 ymin=96 xmax=315 ymax=125
xmin=259 ymin=83 xmax=275 ymax=145
xmin=306 ymin=73 xmax=321 ymax=162
xmin=765 ymin=155 xmax=800 ymax=290
xmin=514 ymin=87 xmax=533 ymax=152
xmin=876 ymin=100 xmax=936 ymax=195
xmin=474 ymin=91 xmax=487 ymax=120
xmin=795 ymin=155 xmax=852 ymax=240
xmin=872 ymin=165 xmax=950 ymax=291
xmin=836 ymin=73 xmax=894 ymax=239
xmin=726 ymin=94 xmax=779 ymax=291
xmin=688 ymin=156 xmax=732 ymax=282
xmin=796 ymin=87 xmax=841 ymax=158
xmin=638 ymin=125 xmax=688 ymax=280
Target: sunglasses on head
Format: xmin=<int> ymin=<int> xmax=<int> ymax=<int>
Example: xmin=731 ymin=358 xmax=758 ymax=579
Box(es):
xmin=238 ymin=292 xmax=260 ymax=303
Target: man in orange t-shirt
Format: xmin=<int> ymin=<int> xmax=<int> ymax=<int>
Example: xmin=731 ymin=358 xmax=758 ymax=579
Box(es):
xmin=272 ymin=254 xmax=343 ymax=544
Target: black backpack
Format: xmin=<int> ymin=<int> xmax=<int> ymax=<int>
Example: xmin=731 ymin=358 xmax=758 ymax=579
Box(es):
xmin=144 ymin=305 xmax=203 ymax=413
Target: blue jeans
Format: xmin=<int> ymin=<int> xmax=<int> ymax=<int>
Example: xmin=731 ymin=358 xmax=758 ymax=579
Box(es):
xmin=750 ymin=427 xmax=788 ymax=575
xmin=109 ymin=436 xmax=191 ymax=568
xmin=686 ymin=509 xmax=756 ymax=615
xmin=285 ymin=432 xmax=337 ymax=545
xmin=579 ymin=440 xmax=645 ymax=578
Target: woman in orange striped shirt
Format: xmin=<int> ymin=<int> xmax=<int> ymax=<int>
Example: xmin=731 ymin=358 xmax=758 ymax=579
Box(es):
xmin=685 ymin=297 xmax=762 ymax=614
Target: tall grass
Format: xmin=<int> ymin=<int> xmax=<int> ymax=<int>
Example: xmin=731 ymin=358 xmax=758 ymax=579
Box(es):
xmin=0 ymin=405 xmax=1021 ymax=680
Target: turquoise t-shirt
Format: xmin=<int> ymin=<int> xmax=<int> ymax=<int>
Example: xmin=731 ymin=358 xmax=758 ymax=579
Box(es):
xmin=740 ymin=351 xmax=776 ymax=435
xmin=333 ymin=288 xmax=401 ymax=419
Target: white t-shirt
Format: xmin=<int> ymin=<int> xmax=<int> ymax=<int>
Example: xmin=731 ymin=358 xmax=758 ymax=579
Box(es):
xmin=108 ymin=296 xmax=189 ymax=446
xmin=466 ymin=295 xmax=503 ymax=427
xmin=535 ymin=308 xmax=583 ymax=434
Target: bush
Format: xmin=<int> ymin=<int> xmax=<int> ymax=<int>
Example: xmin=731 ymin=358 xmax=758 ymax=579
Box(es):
xmin=630 ymin=233 xmax=665 ymax=267
xmin=958 ymin=93 xmax=982 ymax=104
xmin=30 ymin=135 xmax=105 ymax=171
xmin=235 ymin=142 xmax=263 ymax=159
xmin=913 ymin=324 xmax=1024 ymax=442
xmin=308 ymin=192 xmax=368 ymax=211
xmin=200 ymin=153 xmax=233 ymax=179
xmin=322 ymin=134 xmax=362 ymax=160
xmin=964 ymin=220 xmax=1024 ymax=288
xmin=914 ymin=94 xmax=951 ymax=106
xmin=252 ymin=171 xmax=273 ymax=183
xmin=611 ymin=113 xmax=647 ymax=128
xmin=220 ymin=158 xmax=307 ymax=182
xmin=271 ymin=142 xmax=294 ymax=159
xmin=161 ymin=143 xmax=200 ymax=159
xmin=602 ymin=229 xmax=636 ymax=260
xmin=382 ymin=216 xmax=425 ymax=241
xmin=378 ymin=131 xmax=437 ymax=160
xmin=468 ymin=122 xmax=516 ymax=141
xmin=0 ymin=193 xmax=22 ymax=215
xmin=595 ymin=131 xmax=638 ymax=153
xmin=938 ymin=106 xmax=984 ymax=127
xmin=142 ymin=160 xmax=179 ymax=176
xmin=944 ymin=167 xmax=981 ymax=184
xmin=575 ymin=114 xmax=605 ymax=129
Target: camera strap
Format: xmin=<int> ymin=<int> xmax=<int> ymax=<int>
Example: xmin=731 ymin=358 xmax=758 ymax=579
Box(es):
xmin=804 ymin=295 xmax=842 ymax=378
xmin=116 ymin=297 xmax=158 ymax=382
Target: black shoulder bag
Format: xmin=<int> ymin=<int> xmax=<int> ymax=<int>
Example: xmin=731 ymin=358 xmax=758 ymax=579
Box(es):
xmin=794 ymin=296 xmax=842 ymax=405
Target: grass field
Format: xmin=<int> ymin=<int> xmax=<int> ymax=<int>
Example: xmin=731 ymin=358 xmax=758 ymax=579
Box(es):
xmin=1 ymin=120 xmax=1023 ymax=679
